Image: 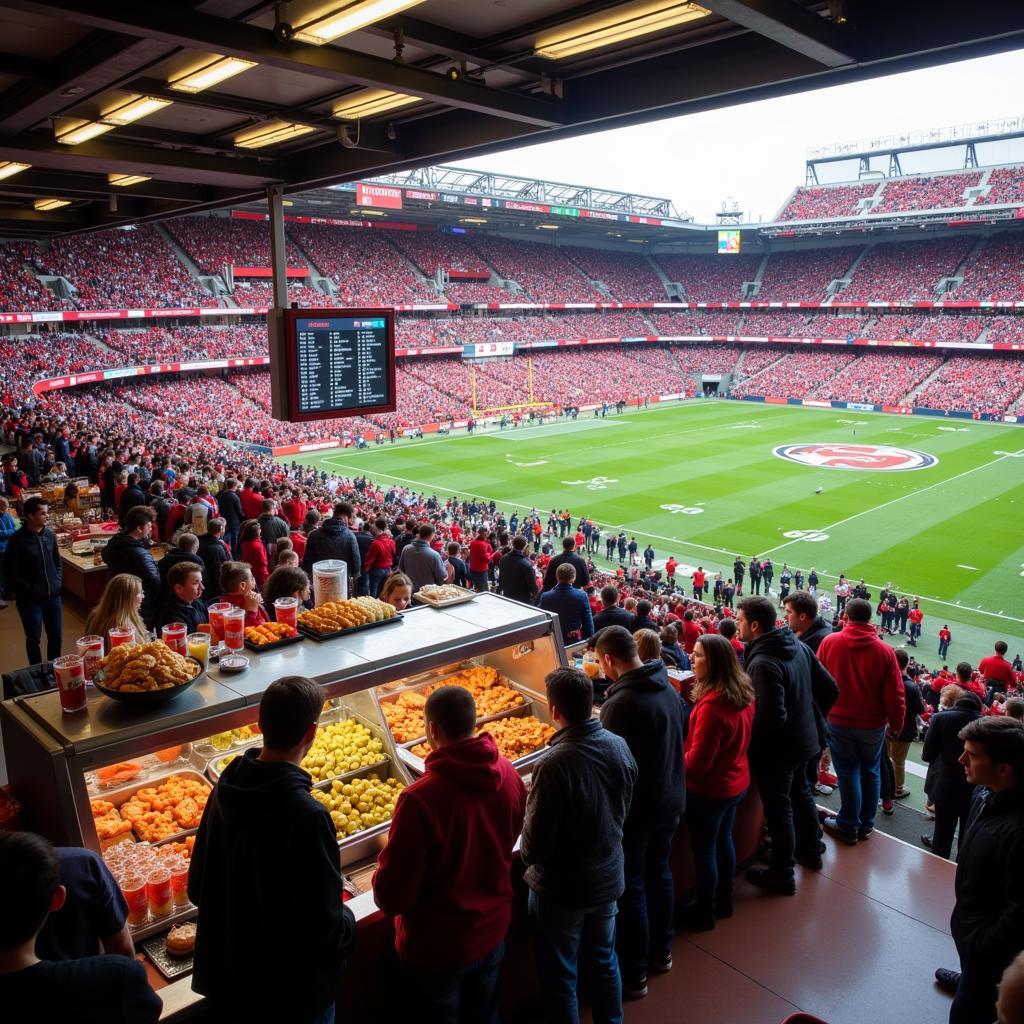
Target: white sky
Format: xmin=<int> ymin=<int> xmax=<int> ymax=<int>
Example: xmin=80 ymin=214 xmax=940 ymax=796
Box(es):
xmin=450 ymin=48 xmax=1024 ymax=223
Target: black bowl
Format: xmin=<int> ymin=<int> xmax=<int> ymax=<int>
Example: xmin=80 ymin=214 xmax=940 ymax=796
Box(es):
xmin=93 ymin=657 xmax=205 ymax=705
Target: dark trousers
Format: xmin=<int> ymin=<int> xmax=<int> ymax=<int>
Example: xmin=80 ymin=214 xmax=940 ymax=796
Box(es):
xmin=750 ymin=576 xmax=761 ymax=594
xmin=985 ymin=682 xmax=1006 ymax=706
xmin=617 ymin=820 xmax=678 ymax=985
xmin=395 ymin=943 xmax=504 ymax=1024
xmin=752 ymin=756 xmax=821 ymax=879
xmin=369 ymin=567 xmax=390 ymax=597
xmin=686 ymin=790 xmax=745 ymax=916
xmin=950 ymin=962 xmax=1001 ymax=1024
xmin=16 ymin=595 xmax=62 ymax=666
xmin=224 ymin=528 xmax=239 ymax=557
xmin=931 ymin=786 xmax=975 ymax=860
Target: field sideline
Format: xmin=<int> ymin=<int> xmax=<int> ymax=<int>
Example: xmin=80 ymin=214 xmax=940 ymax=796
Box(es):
xmin=294 ymin=399 xmax=1024 ymax=664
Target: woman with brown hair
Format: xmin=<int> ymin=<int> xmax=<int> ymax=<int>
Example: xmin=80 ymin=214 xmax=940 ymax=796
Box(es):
xmin=83 ymin=573 xmax=149 ymax=645
xmin=680 ymin=633 xmax=755 ymax=931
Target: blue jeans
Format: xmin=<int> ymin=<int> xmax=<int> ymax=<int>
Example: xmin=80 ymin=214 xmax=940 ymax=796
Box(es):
xmin=618 ymin=820 xmax=677 ymax=985
xmin=528 ymin=891 xmax=621 ymax=1024
xmin=398 ymin=941 xmax=504 ymax=1024
xmin=685 ymin=790 xmax=745 ymax=916
xmin=939 ymin=639 xmax=950 ymax=658
xmin=469 ymin=570 xmax=489 ymax=593
xmin=368 ymin=567 xmax=390 ymax=597
xmin=224 ymin=528 xmax=239 ymax=558
xmin=828 ymin=724 xmax=886 ymax=834
xmin=16 ymin=595 xmax=62 ymax=666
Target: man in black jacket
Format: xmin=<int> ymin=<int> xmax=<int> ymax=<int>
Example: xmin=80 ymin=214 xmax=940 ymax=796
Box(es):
xmin=189 ymin=675 xmax=356 ymax=1024
xmin=937 ymin=717 xmax=1024 ymax=1024
xmin=301 ymin=501 xmax=361 ymax=592
xmin=158 ymin=533 xmax=204 ymax=601
xmin=197 ymin=519 xmax=230 ymax=601
xmin=217 ymin=478 xmax=244 ymax=556
xmin=117 ymin=473 xmax=147 ymax=527
xmin=496 ymin=536 xmax=538 ymax=604
xmin=103 ymin=506 xmax=161 ymax=629
xmin=593 ymin=585 xmax=633 ymax=632
xmin=156 ymin=562 xmax=209 ymax=635
xmin=4 ymin=496 xmax=63 ymax=665
xmin=523 ymin=667 xmax=636 ymax=1023
xmin=542 ymin=537 xmax=589 ymax=593
xmin=738 ymin=596 xmax=839 ymax=894
xmin=596 ymin=626 xmax=686 ymax=999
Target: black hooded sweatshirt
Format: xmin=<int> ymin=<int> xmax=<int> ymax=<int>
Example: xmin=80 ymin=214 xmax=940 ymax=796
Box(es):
xmin=188 ymin=748 xmax=355 ymax=1021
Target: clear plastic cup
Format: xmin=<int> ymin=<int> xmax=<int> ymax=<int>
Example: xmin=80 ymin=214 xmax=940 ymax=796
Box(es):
xmin=208 ymin=602 xmax=232 ymax=644
xmin=222 ymin=607 xmax=245 ymax=652
xmin=123 ymin=874 xmax=149 ymax=926
xmin=147 ymin=867 xmax=173 ymax=918
xmin=161 ymin=622 xmax=187 ymax=656
xmin=187 ymin=632 xmax=210 ymax=668
xmin=76 ymin=635 xmax=104 ymax=682
xmin=168 ymin=857 xmax=190 ymax=907
xmin=273 ymin=597 xmax=299 ymax=636
xmin=53 ymin=654 xmax=87 ymax=712
xmin=108 ymin=626 xmax=135 ymax=648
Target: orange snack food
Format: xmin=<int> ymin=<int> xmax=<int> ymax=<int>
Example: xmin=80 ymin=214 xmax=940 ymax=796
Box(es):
xmin=244 ymin=621 xmax=295 ymax=646
xmin=96 ymin=762 xmax=142 ymax=785
xmin=478 ymin=716 xmax=555 ymax=761
xmin=154 ymin=746 xmax=183 ymax=763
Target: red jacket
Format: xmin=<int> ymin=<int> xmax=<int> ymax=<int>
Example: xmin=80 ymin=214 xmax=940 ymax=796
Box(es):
xmin=240 ymin=488 xmax=263 ymax=520
xmin=239 ymin=538 xmax=269 ymax=588
xmin=281 ymin=498 xmax=308 ymax=529
xmin=372 ymin=735 xmax=526 ymax=969
xmin=221 ymin=590 xmax=268 ymax=628
xmin=364 ymin=534 xmax=396 ymax=572
xmin=681 ymin=619 xmax=703 ymax=654
xmin=818 ymin=620 xmax=905 ymax=733
xmin=289 ymin=530 xmax=307 ymax=560
xmin=468 ymin=538 xmax=492 ymax=573
xmin=979 ymin=655 xmax=1014 ymax=687
xmin=685 ymin=691 xmax=755 ymax=798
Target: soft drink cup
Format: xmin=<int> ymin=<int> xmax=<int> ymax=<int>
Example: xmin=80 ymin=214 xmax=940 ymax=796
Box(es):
xmin=108 ymin=626 xmax=135 ymax=649
xmin=168 ymin=857 xmax=190 ymax=907
xmin=222 ymin=607 xmax=245 ymax=652
xmin=161 ymin=622 xmax=187 ymax=656
xmin=123 ymin=874 xmax=149 ymax=926
xmin=53 ymin=654 xmax=87 ymax=712
xmin=273 ymin=597 xmax=299 ymax=636
xmin=76 ymin=635 xmax=104 ymax=682
xmin=208 ymin=602 xmax=232 ymax=644
xmin=187 ymin=632 xmax=210 ymax=669
xmin=147 ymin=867 xmax=173 ymax=917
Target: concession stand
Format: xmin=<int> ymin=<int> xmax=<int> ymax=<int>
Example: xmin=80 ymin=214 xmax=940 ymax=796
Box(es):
xmin=0 ymin=593 xmax=763 ymax=1021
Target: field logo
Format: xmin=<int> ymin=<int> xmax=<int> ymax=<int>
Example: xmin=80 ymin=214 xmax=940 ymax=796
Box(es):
xmin=782 ymin=530 xmax=830 ymax=542
xmin=562 ymin=475 xmax=617 ymax=490
xmin=773 ymin=443 xmax=938 ymax=472
xmin=660 ymin=503 xmax=705 ymax=515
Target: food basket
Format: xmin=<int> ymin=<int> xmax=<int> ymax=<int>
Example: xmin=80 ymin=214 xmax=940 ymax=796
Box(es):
xmin=297 ymin=614 xmax=402 ymax=642
xmin=413 ymin=584 xmax=478 ymax=608
xmin=242 ymin=632 xmax=305 ymax=653
xmin=93 ymin=658 xmax=204 ymax=705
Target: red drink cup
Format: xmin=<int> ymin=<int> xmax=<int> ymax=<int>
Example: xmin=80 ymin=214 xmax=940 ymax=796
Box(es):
xmin=147 ymin=867 xmax=173 ymax=918
xmin=109 ymin=626 xmax=135 ymax=648
xmin=161 ymin=622 xmax=187 ymax=656
xmin=273 ymin=597 xmax=299 ymax=636
xmin=208 ymin=602 xmax=232 ymax=644
xmin=168 ymin=857 xmax=190 ymax=907
xmin=76 ymin=635 xmax=104 ymax=682
xmin=53 ymin=654 xmax=87 ymax=712
xmin=222 ymin=607 xmax=245 ymax=652
xmin=123 ymin=874 xmax=149 ymax=926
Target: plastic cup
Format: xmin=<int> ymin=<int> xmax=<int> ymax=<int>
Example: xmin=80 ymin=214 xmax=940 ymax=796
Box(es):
xmin=273 ymin=597 xmax=299 ymax=636
xmin=187 ymin=632 xmax=210 ymax=668
xmin=222 ymin=607 xmax=245 ymax=652
xmin=76 ymin=635 xmax=104 ymax=682
xmin=208 ymin=602 xmax=232 ymax=644
xmin=147 ymin=867 xmax=173 ymax=918
xmin=108 ymin=626 xmax=135 ymax=649
xmin=161 ymin=622 xmax=187 ymax=656
xmin=169 ymin=857 xmax=190 ymax=907
xmin=54 ymin=654 xmax=87 ymax=712
xmin=123 ymin=874 xmax=149 ymax=926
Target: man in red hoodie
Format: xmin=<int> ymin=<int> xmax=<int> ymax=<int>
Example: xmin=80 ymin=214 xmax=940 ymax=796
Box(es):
xmin=363 ymin=517 xmax=396 ymax=597
xmin=817 ymin=598 xmax=905 ymax=844
xmin=372 ymin=685 xmax=526 ymax=1022
xmin=467 ymin=527 xmax=493 ymax=593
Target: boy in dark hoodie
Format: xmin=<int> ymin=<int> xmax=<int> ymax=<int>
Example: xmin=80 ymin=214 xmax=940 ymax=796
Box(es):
xmin=373 ymin=685 xmax=526 ymax=1022
xmin=155 ymin=561 xmax=208 ymax=635
xmin=188 ymin=676 xmax=355 ymax=1024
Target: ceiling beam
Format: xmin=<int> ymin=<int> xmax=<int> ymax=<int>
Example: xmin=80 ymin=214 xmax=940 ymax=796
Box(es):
xmin=0 ymin=52 xmax=46 ymax=81
xmin=0 ymin=168 xmax=218 ymax=203
xmin=10 ymin=1 xmax=567 ymax=128
xmin=699 ymin=0 xmax=857 ymax=68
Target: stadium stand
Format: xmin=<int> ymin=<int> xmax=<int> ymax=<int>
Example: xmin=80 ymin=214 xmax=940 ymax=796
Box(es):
xmin=165 ymin=216 xmax=304 ymax=275
xmin=649 ymin=310 xmax=742 ymax=335
xmin=913 ymin=354 xmax=1024 ymax=414
xmin=0 ymin=242 xmax=68 ymax=312
xmin=560 ymin=246 xmax=668 ymax=302
xmin=838 ymin=237 xmax=976 ymax=302
xmin=871 ymin=171 xmax=983 ymax=213
xmin=731 ymin=350 xmax=859 ymax=398
xmin=774 ymin=183 xmax=879 ymax=221
xmin=974 ymin=164 xmax=1024 ymax=206
xmin=865 ymin=314 xmax=985 ymax=342
xmin=953 ymin=233 xmax=1024 ymax=301
xmin=468 ymin=236 xmax=604 ymax=303
xmin=653 ymin=253 xmax=762 ymax=301
xmin=755 ymin=247 xmax=863 ymax=301
xmin=807 ymin=352 xmax=943 ymax=405
xmin=389 ymin=231 xmax=491 ymax=277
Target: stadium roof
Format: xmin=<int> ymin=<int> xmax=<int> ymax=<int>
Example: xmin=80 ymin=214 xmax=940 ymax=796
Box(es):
xmin=0 ymin=0 xmax=1023 ymax=239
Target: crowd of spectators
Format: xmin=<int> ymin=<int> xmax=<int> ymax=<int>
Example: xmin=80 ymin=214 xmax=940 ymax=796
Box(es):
xmin=985 ymin=317 xmax=1024 ymax=345
xmin=653 ymin=253 xmax=762 ymax=302
xmin=166 ymin=217 xmax=304 ymax=276
xmin=732 ymin=350 xmax=859 ymax=398
xmin=865 ymin=314 xmax=985 ymax=343
xmin=807 ymin=352 xmax=943 ymax=406
xmin=755 ymin=247 xmax=863 ymax=301
xmin=974 ymin=165 xmax=1024 ymax=206
xmin=0 ymin=243 xmax=70 ymax=312
xmin=228 ymin=282 xmax=326 ymax=307
xmin=737 ymin=311 xmax=815 ymax=337
xmin=839 ymin=237 xmax=976 ymax=302
xmin=871 ymin=172 xmax=983 ymax=214
xmin=649 ymin=310 xmax=741 ymax=335
xmin=912 ymin=355 xmax=1024 ymax=415
xmin=560 ymin=246 xmax=668 ymax=302
xmin=443 ymin=282 xmax=515 ymax=303
xmin=736 ymin=347 xmax=786 ymax=377
xmin=96 ymin=325 xmax=267 ymax=364
xmin=468 ymin=236 xmax=604 ymax=303
xmin=775 ymin=183 xmax=879 ymax=221
xmin=389 ymin=232 xmax=491 ymax=277
xmin=953 ymin=234 xmax=1024 ymax=301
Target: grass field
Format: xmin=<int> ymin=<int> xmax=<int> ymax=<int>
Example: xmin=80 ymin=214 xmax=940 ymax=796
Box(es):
xmin=295 ymin=399 xmax=1024 ymax=664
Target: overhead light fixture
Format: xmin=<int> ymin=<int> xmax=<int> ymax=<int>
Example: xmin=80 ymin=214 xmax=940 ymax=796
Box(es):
xmin=101 ymin=95 xmax=173 ymax=125
xmin=537 ymin=223 xmax=559 ymax=230
xmin=55 ymin=119 xmax=115 ymax=146
xmin=291 ymin=0 xmax=428 ymax=45
xmin=168 ymin=56 xmax=257 ymax=94
xmin=107 ymin=173 xmax=151 ymax=187
xmin=234 ymin=121 xmax=317 ymax=149
xmin=0 ymin=161 xmax=31 ymax=181
xmin=460 ymin=217 xmax=487 ymax=224
xmin=535 ymin=1 xmax=710 ymax=59
xmin=332 ymin=89 xmax=420 ymax=120
xmin=351 ymin=207 xmax=385 ymax=216
xmin=34 ymin=198 xmax=71 ymax=211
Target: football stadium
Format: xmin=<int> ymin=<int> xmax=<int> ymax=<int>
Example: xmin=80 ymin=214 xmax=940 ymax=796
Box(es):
xmin=0 ymin=4 xmax=1023 ymax=1024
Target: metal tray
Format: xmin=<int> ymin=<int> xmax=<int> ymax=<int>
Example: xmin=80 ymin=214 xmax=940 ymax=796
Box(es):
xmin=300 ymin=706 xmax=394 ymax=789
xmin=413 ymin=585 xmax=478 ymax=608
xmin=297 ymin=614 xmax=402 ymax=643
xmin=243 ymin=632 xmax=304 ymax=653
xmin=88 ymin=768 xmax=210 ymax=846
xmin=142 ymin=933 xmax=195 ymax=980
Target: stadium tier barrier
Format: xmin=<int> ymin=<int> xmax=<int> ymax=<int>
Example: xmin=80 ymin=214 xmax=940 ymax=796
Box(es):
xmin=736 ymin=394 xmax=1021 ymax=424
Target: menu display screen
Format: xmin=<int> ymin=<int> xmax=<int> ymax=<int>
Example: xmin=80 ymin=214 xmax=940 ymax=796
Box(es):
xmin=283 ymin=309 xmax=396 ymax=421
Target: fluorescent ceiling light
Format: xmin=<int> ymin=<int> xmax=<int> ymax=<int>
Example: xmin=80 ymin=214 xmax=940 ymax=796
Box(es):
xmin=168 ymin=56 xmax=257 ymax=93
xmin=108 ymin=173 xmax=152 ymax=187
xmin=292 ymin=0 xmax=427 ymax=44
xmin=333 ymin=89 xmax=420 ymax=120
xmin=234 ymin=121 xmax=317 ymax=149
xmin=101 ymin=95 xmax=173 ymax=125
xmin=34 ymin=198 xmax=71 ymax=211
xmin=55 ymin=119 xmax=115 ymax=146
xmin=535 ymin=1 xmax=710 ymax=59
xmin=0 ymin=162 xmax=31 ymax=181
xmin=460 ymin=217 xmax=487 ymax=224
xmin=537 ymin=224 xmax=559 ymax=230
xmin=351 ymin=208 xmax=385 ymax=216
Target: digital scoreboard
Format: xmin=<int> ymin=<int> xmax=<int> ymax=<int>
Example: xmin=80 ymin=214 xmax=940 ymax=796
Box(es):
xmin=277 ymin=308 xmax=396 ymax=422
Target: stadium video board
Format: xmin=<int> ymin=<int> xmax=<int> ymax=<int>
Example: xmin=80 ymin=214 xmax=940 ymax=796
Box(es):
xmin=276 ymin=308 xmax=396 ymax=422
xmin=718 ymin=229 xmax=741 ymax=254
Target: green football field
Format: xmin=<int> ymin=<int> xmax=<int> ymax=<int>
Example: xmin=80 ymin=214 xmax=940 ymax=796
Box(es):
xmin=294 ymin=399 xmax=1024 ymax=665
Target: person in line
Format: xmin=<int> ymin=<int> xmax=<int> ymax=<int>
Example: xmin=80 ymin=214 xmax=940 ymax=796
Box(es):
xmin=737 ymin=596 xmax=838 ymax=893
xmin=363 ymin=518 xmax=396 ymax=598
xmin=4 ymin=496 xmax=63 ymax=664
xmin=539 ymin=564 xmax=594 ymax=644
xmin=102 ymin=505 xmax=160 ymax=630
xmin=238 ymin=519 xmax=270 ymax=588
xmin=937 ymin=718 xmax=1024 ymax=1024
xmin=467 ymin=527 xmax=493 ymax=593
xmin=979 ymin=640 xmax=1016 ymax=708
xmin=542 ymin=536 xmax=590 ymax=593
xmin=593 ymin=585 xmax=633 ymax=632
xmin=373 ymin=685 xmax=525 ymax=1022
xmin=818 ymin=598 xmax=905 ymax=845
xmin=155 ymin=562 xmax=209 ymax=635
xmin=496 ymin=535 xmax=538 ymax=605
xmin=379 ymin=572 xmax=413 ymax=612
xmin=397 ymin=523 xmax=446 ymax=594
xmin=595 ymin=625 xmax=685 ymax=1000
xmin=301 ymin=501 xmax=361 ymax=594
xmin=197 ymin=518 xmax=230 ymax=601
xmin=0 ymin=831 xmax=160 ymax=1022
xmin=921 ymin=685 xmax=982 ymax=859
xmin=680 ymin=635 xmax=755 ymax=931
xmin=83 ymin=573 xmax=149 ymax=644
xmin=889 ymin=647 xmax=925 ymax=799
xmin=189 ymin=676 xmax=356 ymax=1024
xmin=522 ymin=667 xmax=636 ymax=1024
